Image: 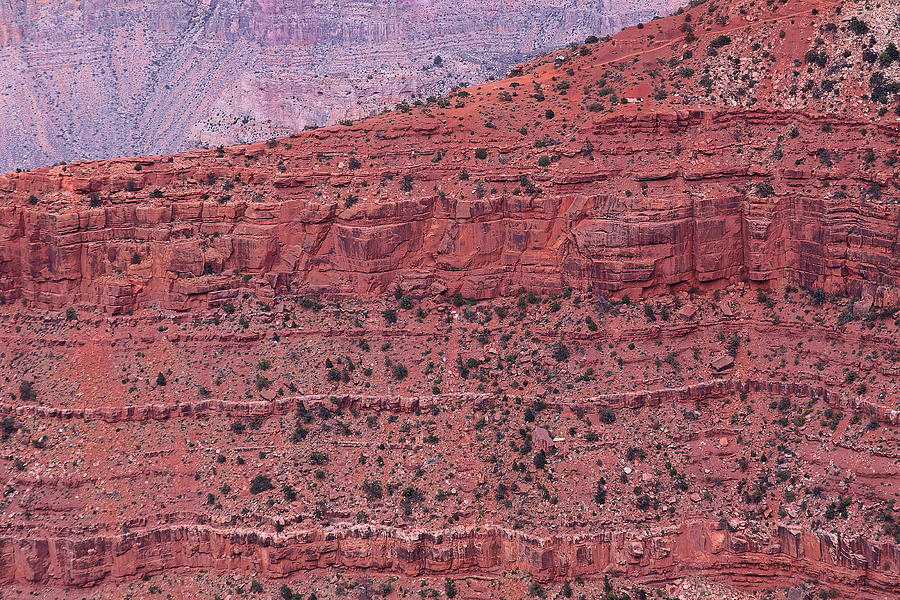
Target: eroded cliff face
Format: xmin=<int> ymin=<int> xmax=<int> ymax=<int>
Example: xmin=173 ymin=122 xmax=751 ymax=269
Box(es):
xmin=0 ymin=110 xmax=895 ymax=312
xmin=0 ymin=288 xmax=897 ymax=599
xmin=0 ymin=0 xmax=897 ymax=311
xmin=0 ymin=1 xmax=898 ymax=599
xmin=0 ymin=522 xmax=897 ymax=596
xmin=0 ymin=0 xmax=679 ymax=172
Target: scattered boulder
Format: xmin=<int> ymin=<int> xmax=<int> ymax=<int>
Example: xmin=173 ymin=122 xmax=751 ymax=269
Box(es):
xmin=676 ymin=304 xmax=697 ymax=320
xmin=710 ymin=355 xmax=735 ymax=371
xmin=531 ymin=427 xmax=553 ymax=452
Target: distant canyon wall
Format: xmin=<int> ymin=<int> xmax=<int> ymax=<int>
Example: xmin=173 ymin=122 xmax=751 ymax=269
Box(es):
xmin=0 ymin=0 xmax=679 ymax=171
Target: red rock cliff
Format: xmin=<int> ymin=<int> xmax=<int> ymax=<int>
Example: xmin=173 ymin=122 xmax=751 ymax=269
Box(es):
xmin=1 ymin=522 xmax=897 ymax=597
xmin=0 ymin=107 xmax=895 ymax=312
xmin=0 ymin=0 xmax=897 ymax=311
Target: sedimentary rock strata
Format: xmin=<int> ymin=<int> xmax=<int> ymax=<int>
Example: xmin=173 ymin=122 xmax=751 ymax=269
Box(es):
xmin=1 ymin=522 xmax=898 ymax=597
xmin=0 ymin=286 xmax=897 ymax=598
xmin=0 ymin=0 xmax=897 ymax=598
xmin=0 ymin=0 xmax=896 ymax=311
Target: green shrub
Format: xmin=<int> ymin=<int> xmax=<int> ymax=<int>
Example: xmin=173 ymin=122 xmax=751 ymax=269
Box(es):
xmin=249 ymin=474 xmax=274 ymax=494
xmin=847 ymin=17 xmax=869 ymax=35
xmin=709 ymin=34 xmax=731 ymax=49
xmin=599 ymin=407 xmax=616 ymax=424
xmin=391 ymin=363 xmax=408 ymax=380
xmin=552 ymin=342 xmax=570 ymax=361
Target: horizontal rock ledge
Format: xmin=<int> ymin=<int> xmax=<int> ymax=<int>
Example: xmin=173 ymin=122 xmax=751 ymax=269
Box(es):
xmin=0 ymin=521 xmax=897 ymax=597
xmin=1 ymin=379 xmax=895 ymax=425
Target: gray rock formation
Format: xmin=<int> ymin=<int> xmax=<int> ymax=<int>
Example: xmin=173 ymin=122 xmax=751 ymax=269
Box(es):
xmin=0 ymin=0 xmax=678 ymax=171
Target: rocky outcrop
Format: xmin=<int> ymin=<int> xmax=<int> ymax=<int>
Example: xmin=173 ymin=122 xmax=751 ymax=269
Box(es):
xmin=1 ymin=0 xmax=898 ymax=310
xmin=1 ymin=379 xmax=895 ymax=425
xmin=0 ymin=522 xmax=896 ymax=596
xmin=0 ymin=109 xmax=896 ymax=311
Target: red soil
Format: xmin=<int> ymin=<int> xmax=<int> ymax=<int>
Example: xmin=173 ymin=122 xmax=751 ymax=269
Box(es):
xmin=0 ymin=0 xmax=898 ymax=598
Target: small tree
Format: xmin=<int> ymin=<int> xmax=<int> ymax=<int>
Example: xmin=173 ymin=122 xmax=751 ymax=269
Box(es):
xmin=599 ymin=407 xmax=616 ymax=424
xmin=847 ymin=17 xmax=869 ymax=35
xmin=250 ymin=474 xmax=274 ymax=494
xmin=1 ymin=416 xmax=19 ymax=440
xmin=391 ymin=363 xmax=408 ymax=380
xmin=709 ymin=34 xmax=731 ymax=49
xmin=755 ymin=182 xmax=775 ymax=197
xmin=282 ymin=484 xmax=297 ymax=502
xmin=595 ymin=479 xmax=607 ymax=504
xmin=552 ymin=342 xmax=570 ymax=362
xmin=362 ymin=479 xmax=383 ymax=500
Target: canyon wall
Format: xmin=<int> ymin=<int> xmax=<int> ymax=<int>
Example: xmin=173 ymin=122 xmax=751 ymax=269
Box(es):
xmin=0 ymin=522 xmax=897 ymax=596
xmin=0 ymin=2 xmax=897 ymax=598
xmin=0 ymin=0 xmax=678 ymax=172
xmin=0 ymin=110 xmax=896 ymax=311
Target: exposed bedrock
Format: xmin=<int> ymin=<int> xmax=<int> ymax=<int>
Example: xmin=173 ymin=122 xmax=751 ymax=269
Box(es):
xmin=0 ymin=379 xmax=896 ymax=425
xmin=0 ymin=522 xmax=897 ymax=596
xmin=0 ymin=110 xmax=897 ymax=312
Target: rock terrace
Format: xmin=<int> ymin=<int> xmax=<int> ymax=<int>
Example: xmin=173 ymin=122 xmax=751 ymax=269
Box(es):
xmin=0 ymin=0 xmax=898 ymax=598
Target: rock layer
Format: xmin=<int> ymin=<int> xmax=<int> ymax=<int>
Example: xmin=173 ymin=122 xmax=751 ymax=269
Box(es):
xmin=0 ymin=522 xmax=897 ymax=596
xmin=0 ymin=379 xmax=895 ymax=425
xmin=0 ymin=0 xmax=897 ymax=310
xmin=0 ymin=107 xmax=896 ymax=311
xmin=0 ymin=1 xmax=898 ymax=598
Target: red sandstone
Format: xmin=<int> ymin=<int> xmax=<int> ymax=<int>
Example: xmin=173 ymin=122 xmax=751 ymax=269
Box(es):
xmin=0 ymin=0 xmax=897 ymax=598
